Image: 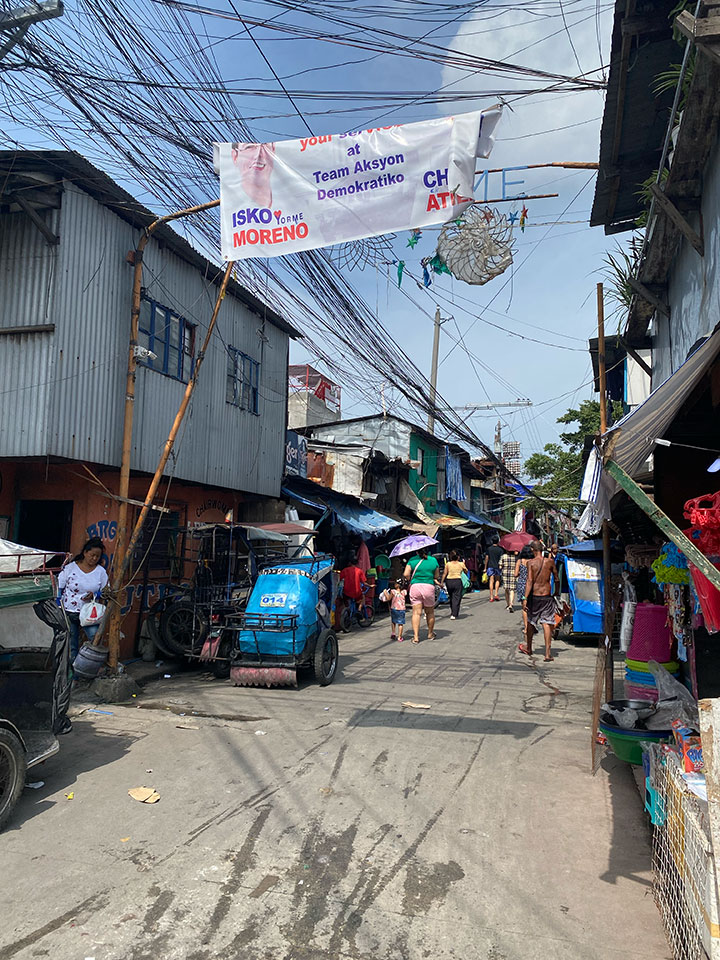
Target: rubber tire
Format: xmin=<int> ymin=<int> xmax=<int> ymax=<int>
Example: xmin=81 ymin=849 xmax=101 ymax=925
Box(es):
xmin=212 ymin=634 xmax=232 ymax=679
xmin=0 ymin=728 xmax=27 ymax=832
xmin=358 ymin=603 xmax=374 ymax=628
xmin=313 ymin=629 xmax=338 ymax=686
xmin=339 ymin=608 xmax=352 ymax=634
xmin=145 ymin=601 xmax=176 ymax=659
xmin=160 ymin=600 xmax=208 ymax=656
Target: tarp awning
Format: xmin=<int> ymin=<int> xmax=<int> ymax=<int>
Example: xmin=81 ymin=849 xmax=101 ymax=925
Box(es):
xmin=282 ymin=486 xmax=401 ymax=536
xmin=605 ymin=329 xmax=720 ymax=478
xmin=449 ymin=503 xmax=509 ymax=532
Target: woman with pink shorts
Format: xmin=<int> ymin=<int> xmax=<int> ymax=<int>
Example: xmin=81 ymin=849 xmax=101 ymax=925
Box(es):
xmin=403 ymin=548 xmax=440 ymax=644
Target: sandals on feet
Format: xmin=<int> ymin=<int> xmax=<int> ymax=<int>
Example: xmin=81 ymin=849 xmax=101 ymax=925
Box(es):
xmin=518 ymin=643 xmax=531 ymax=656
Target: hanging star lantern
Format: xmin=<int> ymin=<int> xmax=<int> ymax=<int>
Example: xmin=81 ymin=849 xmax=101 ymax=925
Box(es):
xmin=508 ymin=210 xmax=519 ymax=226
xmin=482 ymin=208 xmax=493 ymax=223
xmin=407 ymin=228 xmax=422 ymax=249
xmin=519 ymin=205 xmax=529 ymax=232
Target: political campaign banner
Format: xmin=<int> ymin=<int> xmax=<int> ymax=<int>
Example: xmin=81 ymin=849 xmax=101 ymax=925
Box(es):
xmin=214 ymin=109 xmax=501 ymax=260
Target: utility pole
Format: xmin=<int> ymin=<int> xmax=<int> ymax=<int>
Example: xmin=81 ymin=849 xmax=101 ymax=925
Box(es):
xmin=0 ymin=0 xmax=63 ymax=60
xmin=597 ymin=281 xmax=614 ymax=702
xmin=427 ymin=307 xmax=444 ymax=435
xmin=103 ymin=198 xmax=221 ymax=670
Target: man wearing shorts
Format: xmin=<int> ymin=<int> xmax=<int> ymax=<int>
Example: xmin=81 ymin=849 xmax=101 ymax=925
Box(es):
xmin=403 ymin=548 xmax=440 ymax=644
xmin=520 ymin=540 xmax=559 ymax=661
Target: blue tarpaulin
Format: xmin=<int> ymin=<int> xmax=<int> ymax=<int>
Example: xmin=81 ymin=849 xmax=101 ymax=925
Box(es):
xmin=282 ymin=486 xmax=401 ymax=536
xmin=450 ymin=502 xmax=508 ymax=532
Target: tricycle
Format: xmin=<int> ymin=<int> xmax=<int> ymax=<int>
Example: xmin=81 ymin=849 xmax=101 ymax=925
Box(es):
xmin=0 ymin=572 xmax=70 ymax=830
xmin=228 ymin=554 xmax=338 ymax=688
xmin=147 ymin=521 xmax=312 ymax=676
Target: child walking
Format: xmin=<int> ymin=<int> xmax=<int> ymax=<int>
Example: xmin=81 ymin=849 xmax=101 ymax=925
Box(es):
xmin=387 ymin=578 xmax=408 ymax=641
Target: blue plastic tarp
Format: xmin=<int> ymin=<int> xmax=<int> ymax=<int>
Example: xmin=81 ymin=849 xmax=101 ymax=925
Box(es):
xmin=283 ymin=486 xmax=401 ymax=536
xmin=449 ymin=502 xmax=508 ymax=532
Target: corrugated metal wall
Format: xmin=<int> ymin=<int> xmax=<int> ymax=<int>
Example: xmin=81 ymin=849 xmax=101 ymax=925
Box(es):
xmin=2 ymin=181 xmax=289 ymax=497
xmin=0 ymin=208 xmax=60 ymax=456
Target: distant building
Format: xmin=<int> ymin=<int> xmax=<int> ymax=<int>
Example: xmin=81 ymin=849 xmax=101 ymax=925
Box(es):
xmin=287 ymin=364 xmax=341 ymax=429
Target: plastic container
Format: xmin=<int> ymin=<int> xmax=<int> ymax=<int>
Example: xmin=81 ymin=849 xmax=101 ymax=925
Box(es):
xmin=598 ymin=720 xmax=672 ymax=765
xmin=624 ymin=681 xmax=659 ymax=702
xmin=73 ymin=641 xmax=109 ymax=679
xmin=688 ymin=558 xmax=720 ymax=634
xmin=626 ymin=603 xmax=673 ymax=662
xmin=625 ymin=658 xmax=679 ymax=675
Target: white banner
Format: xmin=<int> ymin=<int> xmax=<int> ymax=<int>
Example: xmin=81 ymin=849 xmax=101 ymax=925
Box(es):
xmin=214 ymin=109 xmax=501 ymax=260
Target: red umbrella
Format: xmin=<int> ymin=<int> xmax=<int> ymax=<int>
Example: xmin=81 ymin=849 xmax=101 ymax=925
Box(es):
xmin=499 ymin=532 xmax=535 ymax=552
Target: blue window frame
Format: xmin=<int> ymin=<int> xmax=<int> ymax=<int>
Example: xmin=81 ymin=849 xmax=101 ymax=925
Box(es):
xmin=226 ymin=347 xmax=260 ymax=414
xmin=138 ymin=297 xmax=195 ymax=381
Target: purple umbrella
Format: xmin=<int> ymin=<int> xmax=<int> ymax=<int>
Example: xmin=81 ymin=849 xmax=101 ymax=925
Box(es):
xmin=389 ymin=534 xmax=439 ymax=558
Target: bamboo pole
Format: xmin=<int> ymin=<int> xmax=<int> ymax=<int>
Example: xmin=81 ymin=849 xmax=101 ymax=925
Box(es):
xmin=597 ymin=282 xmax=613 ymax=701
xmin=104 ymin=198 xmax=220 ymax=669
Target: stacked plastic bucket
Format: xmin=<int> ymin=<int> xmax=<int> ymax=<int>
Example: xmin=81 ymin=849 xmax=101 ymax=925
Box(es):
xmin=624 ymin=603 xmax=676 ymax=701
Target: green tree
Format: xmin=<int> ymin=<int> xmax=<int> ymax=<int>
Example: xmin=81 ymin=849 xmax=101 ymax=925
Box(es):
xmin=524 ymin=400 xmax=621 ymax=512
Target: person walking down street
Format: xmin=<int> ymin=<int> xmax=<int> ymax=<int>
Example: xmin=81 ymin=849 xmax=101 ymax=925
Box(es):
xmin=404 ymin=548 xmax=440 ymax=644
xmin=440 ymin=550 xmax=468 ymax=620
xmin=498 ymin=550 xmax=518 ymax=612
xmin=484 ymin=536 xmax=503 ymax=602
xmin=339 ymin=555 xmax=367 ymax=621
xmin=519 ymin=540 xmax=559 ymax=662
xmin=385 ymin=578 xmax=408 ymax=641
xmin=515 ymin=544 xmax=533 ymax=633
xmin=57 ymin=537 xmax=108 ymax=662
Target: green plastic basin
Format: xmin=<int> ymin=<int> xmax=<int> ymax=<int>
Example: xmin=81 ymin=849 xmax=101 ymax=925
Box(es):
xmin=599 ymin=722 xmax=673 ymax=766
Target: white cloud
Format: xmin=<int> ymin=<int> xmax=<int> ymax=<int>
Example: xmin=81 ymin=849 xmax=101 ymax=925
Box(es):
xmin=439 ymin=4 xmax=611 ymax=169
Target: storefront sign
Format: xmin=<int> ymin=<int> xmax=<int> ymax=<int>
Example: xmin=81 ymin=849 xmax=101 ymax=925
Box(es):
xmin=286 ymin=431 xmax=308 ymax=478
xmin=215 ymin=109 xmax=500 ymax=259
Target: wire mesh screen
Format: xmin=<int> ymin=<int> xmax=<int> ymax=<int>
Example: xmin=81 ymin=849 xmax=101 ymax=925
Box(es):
xmin=652 ymin=749 xmax=717 ymax=960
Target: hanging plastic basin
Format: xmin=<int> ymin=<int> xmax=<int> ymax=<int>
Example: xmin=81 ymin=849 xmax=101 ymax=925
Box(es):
xmin=598 ymin=721 xmax=673 ymax=765
xmin=625 ymin=658 xmax=679 ymax=675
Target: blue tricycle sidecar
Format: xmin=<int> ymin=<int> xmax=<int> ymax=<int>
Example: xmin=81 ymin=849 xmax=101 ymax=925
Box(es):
xmin=228 ymin=555 xmax=337 ymax=687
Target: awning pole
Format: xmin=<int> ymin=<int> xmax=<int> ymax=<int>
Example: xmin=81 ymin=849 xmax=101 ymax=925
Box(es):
xmin=598 ymin=282 xmax=613 ymax=701
xmin=605 ymin=458 xmax=720 ymax=592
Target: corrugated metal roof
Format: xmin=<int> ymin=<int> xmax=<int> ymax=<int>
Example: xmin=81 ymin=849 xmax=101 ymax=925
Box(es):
xmin=590 ymin=0 xmax=678 ymax=233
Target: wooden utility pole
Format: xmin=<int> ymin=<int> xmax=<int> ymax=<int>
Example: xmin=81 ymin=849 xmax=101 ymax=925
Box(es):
xmin=597 ymin=282 xmax=614 ymax=702
xmin=104 ymin=198 xmax=220 ymax=669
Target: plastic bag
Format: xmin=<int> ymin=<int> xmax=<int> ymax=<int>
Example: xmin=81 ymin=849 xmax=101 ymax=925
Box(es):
xmin=647 ymin=660 xmax=699 ymax=727
xmin=79 ymin=601 xmax=106 ymax=627
xmin=601 ymin=703 xmax=639 ymax=729
xmin=619 ymin=573 xmax=637 ymax=652
xmin=461 ymin=571 xmax=470 ymax=591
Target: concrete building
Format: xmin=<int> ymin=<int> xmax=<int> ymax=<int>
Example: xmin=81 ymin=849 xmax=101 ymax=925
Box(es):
xmin=287 ymin=364 xmax=341 ymax=429
xmin=0 ymin=150 xmax=298 ymax=652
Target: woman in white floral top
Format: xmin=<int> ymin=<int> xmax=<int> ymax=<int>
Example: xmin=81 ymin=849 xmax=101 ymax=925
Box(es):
xmin=57 ymin=537 xmax=108 ymax=660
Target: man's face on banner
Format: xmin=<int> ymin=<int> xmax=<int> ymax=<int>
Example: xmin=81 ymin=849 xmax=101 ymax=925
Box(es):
xmin=231 ymin=142 xmax=276 ymax=205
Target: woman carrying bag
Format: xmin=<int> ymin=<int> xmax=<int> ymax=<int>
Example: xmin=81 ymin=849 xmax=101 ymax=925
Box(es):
xmin=403 ymin=547 xmax=440 ymax=644
xmin=57 ymin=537 xmax=108 ymax=662
xmin=440 ymin=550 xmax=468 ymax=621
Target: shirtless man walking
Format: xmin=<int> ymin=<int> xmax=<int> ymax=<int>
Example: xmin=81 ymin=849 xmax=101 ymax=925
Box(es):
xmin=519 ymin=540 xmax=559 ymax=662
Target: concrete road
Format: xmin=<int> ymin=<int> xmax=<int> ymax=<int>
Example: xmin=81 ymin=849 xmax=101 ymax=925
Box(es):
xmin=0 ymin=594 xmax=670 ymax=960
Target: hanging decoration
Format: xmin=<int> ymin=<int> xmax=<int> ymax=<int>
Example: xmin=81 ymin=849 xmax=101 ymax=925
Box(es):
xmin=427 ymin=253 xmax=452 ymax=275
xmin=422 ymin=264 xmax=432 ymax=287
xmin=519 ymin=205 xmax=529 ymax=232
xmin=435 ymin=205 xmax=514 ymax=286
xmin=331 ymin=233 xmax=396 ymax=271
xmin=508 ymin=210 xmax=519 ymax=225
xmin=407 ymin=228 xmax=422 ymax=249
xmin=397 ymin=260 xmax=405 ymax=287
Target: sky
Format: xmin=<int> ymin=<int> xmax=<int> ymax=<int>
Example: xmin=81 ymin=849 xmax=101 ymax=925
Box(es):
xmin=1 ymin=0 xmax=622 ymax=469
